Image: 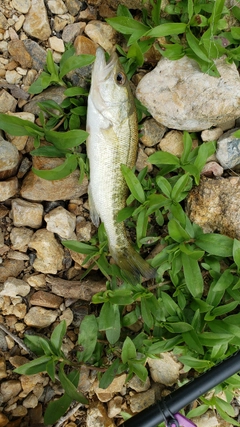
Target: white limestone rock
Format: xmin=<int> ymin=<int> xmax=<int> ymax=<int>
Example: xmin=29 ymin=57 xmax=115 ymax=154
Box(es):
xmin=137 ymin=56 xmax=240 ymax=132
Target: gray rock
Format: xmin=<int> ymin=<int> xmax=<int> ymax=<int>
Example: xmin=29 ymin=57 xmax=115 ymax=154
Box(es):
xmin=84 ymin=20 xmax=117 ymax=52
xmin=187 ymin=176 xmax=240 ymax=239
xmin=12 ymin=0 xmax=31 ymax=13
xmin=0 ymin=178 xmax=18 ymax=202
xmin=24 ymin=306 xmax=58 ymax=327
xmin=129 ymin=389 xmax=155 ymax=413
xmin=0 ymin=259 xmax=24 ymax=283
xmin=158 ymin=130 xmax=184 ymax=157
xmin=23 ymin=86 xmax=66 ymax=115
xmin=1 ymin=380 xmax=22 ymax=403
xmin=23 ymin=0 xmax=51 ymax=41
xmin=29 ymin=229 xmax=64 ymax=274
xmin=201 ymin=127 xmax=223 ymax=142
xmin=137 ymin=56 xmax=240 ymax=132
xmin=65 ymin=0 xmax=82 ymax=15
xmin=147 ymin=353 xmax=181 ymax=386
xmin=62 ymin=22 xmax=86 ymax=43
xmin=140 ymin=118 xmax=167 ymax=147
xmin=10 ymin=227 xmax=34 ymax=252
xmin=45 ymin=206 xmax=76 ymax=239
xmin=0 ymin=278 xmax=30 ymax=298
xmin=11 ymin=199 xmax=43 ymax=228
xmin=48 ymin=0 xmax=68 ymax=14
xmin=23 ymin=40 xmax=47 ymax=71
xmin=20 ymin=157 xmax=88 ymax=202
xmin=216 ymin=127 xmax=240 ymax=169
xmin=0 ymin=89 xmax=17 ymax=113
xmin=0 ymin=139 xmax=20 ymax=180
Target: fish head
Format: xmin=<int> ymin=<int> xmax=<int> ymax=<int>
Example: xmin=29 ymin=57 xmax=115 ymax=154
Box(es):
xmin=89 ymin=47 xmax=134 ymax=118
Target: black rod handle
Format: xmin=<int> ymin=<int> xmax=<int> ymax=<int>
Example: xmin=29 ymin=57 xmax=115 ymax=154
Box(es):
xmin=123 ymin=350 xmax=240 ymax=427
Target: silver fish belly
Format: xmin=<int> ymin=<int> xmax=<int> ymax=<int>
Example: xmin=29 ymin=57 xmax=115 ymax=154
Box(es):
xmin=86 ymin=47 xmax=155 ymax=280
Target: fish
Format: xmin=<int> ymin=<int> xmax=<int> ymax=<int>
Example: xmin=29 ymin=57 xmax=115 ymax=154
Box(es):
xmin=86 ymin=47 xmax=156 ymax=281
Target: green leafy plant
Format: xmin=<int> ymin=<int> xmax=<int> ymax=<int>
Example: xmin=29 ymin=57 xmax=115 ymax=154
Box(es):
xmin=107 ymin=0 xmax=240 ymax=78
xmin=14 ymin=321 xmax=88 ymax=425
xmin=29 ymin=46 xmax=95 ymax=94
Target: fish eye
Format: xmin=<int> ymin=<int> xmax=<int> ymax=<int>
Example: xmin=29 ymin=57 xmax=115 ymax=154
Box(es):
xmin=116 ymin=72 xmax=126 ymax=85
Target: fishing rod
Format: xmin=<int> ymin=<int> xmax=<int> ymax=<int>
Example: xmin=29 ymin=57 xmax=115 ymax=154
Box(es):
xmin=123 ymin=349 xmax=240 ymax=427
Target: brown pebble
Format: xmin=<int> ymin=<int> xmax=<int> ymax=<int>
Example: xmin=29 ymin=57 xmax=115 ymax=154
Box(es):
xmin=30 ymin=291 xmax=63 ymax=308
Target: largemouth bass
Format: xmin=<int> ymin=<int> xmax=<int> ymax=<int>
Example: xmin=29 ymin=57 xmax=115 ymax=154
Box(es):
xmin=86 ymin=47 xmax=156 ymax=280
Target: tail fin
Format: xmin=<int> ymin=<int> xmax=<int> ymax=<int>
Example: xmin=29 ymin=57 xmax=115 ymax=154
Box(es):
xmin=111 ymin=245 xmax=156 ymax=283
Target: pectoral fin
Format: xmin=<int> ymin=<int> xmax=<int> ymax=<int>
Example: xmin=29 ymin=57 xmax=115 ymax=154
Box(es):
xmin=88 ymin=183 xmax=100 ymax=227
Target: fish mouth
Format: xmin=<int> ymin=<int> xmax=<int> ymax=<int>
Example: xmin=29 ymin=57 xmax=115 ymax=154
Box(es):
xmin=92 ymin=47 xmax=118 ymax=84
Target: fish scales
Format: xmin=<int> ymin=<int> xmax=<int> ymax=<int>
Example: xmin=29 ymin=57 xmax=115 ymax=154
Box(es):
xmin=86 ymin=47 xmax=156 ymax=280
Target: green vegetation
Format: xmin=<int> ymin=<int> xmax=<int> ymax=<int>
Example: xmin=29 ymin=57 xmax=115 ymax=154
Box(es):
xmin=1 ymin=0 xmax=240 ymax=425
xmin=107 ymin=0 xmax=240 ymax=78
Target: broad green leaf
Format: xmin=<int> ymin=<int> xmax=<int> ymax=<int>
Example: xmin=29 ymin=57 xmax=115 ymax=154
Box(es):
xmin=179 ymin=243 xmax=204 ymax=260
xmin=28 ymin=72 xmax=53 ymax=94
xmin=171 ymin=173 xmax=190 ymax=201
xmin=127 ymin=42 xmax=144 ymax=66
xmin=108 ymin=289 xmax=135 ymax=305
xmin=156 ymin=176 xmax=172 ymax=198
xmin=210 ymin=301 xmax=238 ymax=317
xmin=182 ymin=252 xmax=203 ymax=297
xmin=117 ymin=206 xmax=135 ymax=222
xmin=30 ymin=146 xmax=67 ymax=157
xmin=58 ymin=365 xmax=88 ymax=404
xmin=44 ymin=393 xmax=73 ymax=425
xmin=62 ymin=240 xmax=98 ymax=255
xmin=64 ymin=86 xmax=88 ymax=96
xmin=70 ymin=106 xmax=87 ymax=116
xmin=188 ymin=0 xmax=193 ymax=20
xmin=148 ymin=336 xmax=182 ymax=354
xmin=38 ymin=337 xmax=54 ymax=356
xmin=181 ymin=131 xmax=193 ymax=163
xmin=69 ymin=113 xmax=81 ymax=130
xmin=168 ymin=219 xmax=191 ymax=243
xmin=32 ymin=154 xmax=78 ymax=180
xmin=182 ymin=330 xmax=204 ymax=354
xmin=99 ymin=302 xmax=120 ymax=330
xmin=158 ymin=42 xmax=184 ymax=60
xmin=128 ymin=360 xmax=148 ymax=382
xmin=46 ymin=358 xmax=56 ymax=382
xmin=117 ymin=4 xmax=133 ymax=18
xmin=50 ymin=320 xmax=67 ymax=353
xmin=187 ymin=405 xmax=209 ymax=418
xmin=59 ymin=54 xmax=95 ymax=79
xmin=195 ymin=233 xmax=233 ymax=257
xmin=186 ymin=28 xmax=212 ymax=63
xmin=99 ymin=359 xmax=125 ymax=389
xmin=0 ymin=113 xmax=43 ymax=136
xmin=194 ymin=141 xmax=216 ymax=172
xmin=46 ymin=49 xmax=59 ymax=75
xmin=24 ymin=335 xmax=45 ymax=356
xmin=45 ymin=129 xmax=88 ymax=149
xmin=78 ymin=315 xmax=98 ymax=362
xmin=141 ymin=297 xmax=153 ymax=329
xmin=145 ymin=22 xmax=187 ymax=38
xmin=166 ymin=322 xmax=193 ymax=333
xmin=14 ymin=355 xmax=51 ymax=375
xmin=199 ymin=332 xmax=232 ymax=347
xmin=161 ymin=291 xmax=179 ymax=316
xmin=178 ymin=356 xmax=212 ymax=370
xmin=148 ymin=151 xmax=180 ymax=166
xmin=122 ymin=336 xmax=136 ymax=363
xmin=121 ymin=164 xmax=145 ymax=203
xmin=106 ymin=16 xmax=149 ymax=35
xmin=233 ymin=238 xmax=240 ymax=270
xmin=213 ymin=269 xmax=233 ymax=291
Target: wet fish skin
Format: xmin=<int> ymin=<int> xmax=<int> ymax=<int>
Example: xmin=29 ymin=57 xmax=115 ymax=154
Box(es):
xmin=86 ymin=47 xmax=156 ymax=280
